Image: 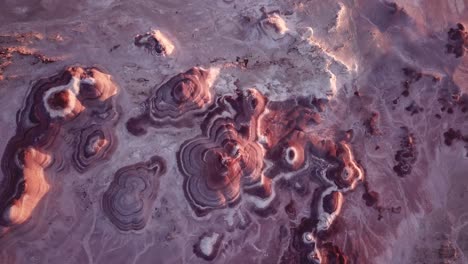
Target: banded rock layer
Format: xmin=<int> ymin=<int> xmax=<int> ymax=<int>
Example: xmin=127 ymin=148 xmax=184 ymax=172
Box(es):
xmin=0 ymin=66 xmax=119 ymax=226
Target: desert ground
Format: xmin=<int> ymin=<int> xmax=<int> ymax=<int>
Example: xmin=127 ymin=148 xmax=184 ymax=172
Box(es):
xmin=0 ymin=0 xmax=467 ymax=263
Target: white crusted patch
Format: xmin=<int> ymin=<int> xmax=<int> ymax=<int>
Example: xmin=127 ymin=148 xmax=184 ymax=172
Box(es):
xmin=42 ymin=77 xmax=81 ymax=118
xmin=317 ymin=188 xmax=344 ymax=231
xmin=285 ymin=146 xmax=297 ymax=165
xmin=152 ymin=30 xmax=175 ymax=55
xmin=263 ymin=13 xmax=289 ymax=36
xmin=199 ymin=233 xmax=220 ymax=256
xmin=205 ymin=67 xmax=220 ymax=89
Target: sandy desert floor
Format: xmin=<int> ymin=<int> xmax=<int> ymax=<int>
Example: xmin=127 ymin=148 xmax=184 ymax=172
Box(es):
xmin=0 ymin=0 xmax=467 ymax=263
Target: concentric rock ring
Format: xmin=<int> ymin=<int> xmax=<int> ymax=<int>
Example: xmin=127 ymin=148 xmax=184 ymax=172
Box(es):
xmin=178 ymin=118 xmax=265 ymax=216
xmin=102 ymin=156 xmax=166 ymax=231
xmin=149 ymin=68 xmax=212 ymax=119
xmin=72 ymin=124 xmax=117 ymax=173
xmin=0 ymin=66 xmax=119 ymax=226
xmin=265 ymin=130 xmax=309 ymax=175
xmin=126 ymin=67 xmax=216 ymax=135
xmin=177 ymin=89 xmax=269 ymax=216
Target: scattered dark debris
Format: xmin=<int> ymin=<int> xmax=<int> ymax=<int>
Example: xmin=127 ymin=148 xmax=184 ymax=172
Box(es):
xmin=456 ymin=93 xmax=468 ymax=113
xmin=446 ymin=23 xmax=467 ymax=58
xmin=362 ymin=190 xmax=379 ymax=207
xmin=401 ymin=67 xmax=422 ymax=97
xmin=362 ymin=181 xmax=382 ymax=210
xmin=135 ymin=77 xmax=149 ymax=83
xmin=236 ymin=56 xmax=249 ymax=67
xmin=109 ymin=44 xmax=120 ymax=52
xmin=384 ymin=1 xmax=404 ymax=15
xmin=209 ymin=57 xmax=227 ymax=63
xmin=404 ymin=101 xmax=423 ymax=115
xmin=403 ymin=67 xmax=422 ymax=82
xmin=284 ymin=199 xmax=297 ymax=219
xmin=378 ymin=208 xmax=383 ymax=221
xmin=438 ymin=93 xmax=468 ymax=115
xmin=364 ymin=112 xmax=381 ymax=135
xmin=443 ymin=128 xmax=468 ymax=146
xmin=393 ymin=127 xmax=417 ymax=177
